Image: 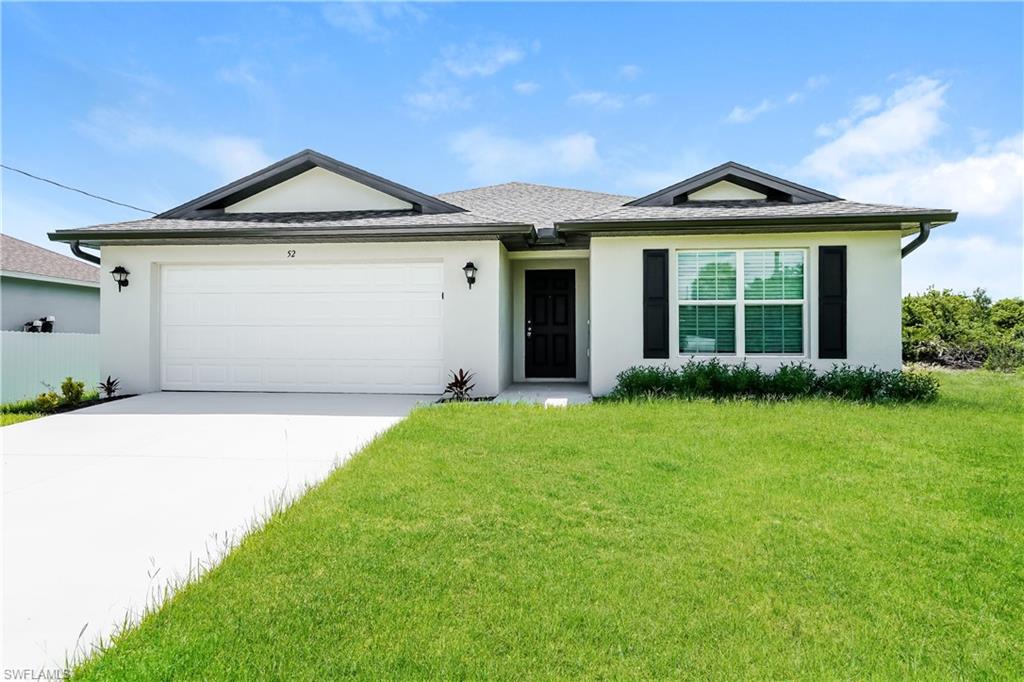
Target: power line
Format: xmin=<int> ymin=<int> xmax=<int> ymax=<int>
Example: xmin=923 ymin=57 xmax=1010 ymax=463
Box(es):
xmin=1 ymin=164 xmax=157 ymax=215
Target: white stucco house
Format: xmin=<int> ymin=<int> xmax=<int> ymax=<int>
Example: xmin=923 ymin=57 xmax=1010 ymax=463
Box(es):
xmin=49 ymin=150 xmax=956 ymax=397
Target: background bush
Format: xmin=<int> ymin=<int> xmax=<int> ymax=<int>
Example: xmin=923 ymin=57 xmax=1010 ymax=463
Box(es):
xmin=903 ymin=288 xmax=1024 ymax=371
xmin=610 ymin=361 xmax=938 ymax=403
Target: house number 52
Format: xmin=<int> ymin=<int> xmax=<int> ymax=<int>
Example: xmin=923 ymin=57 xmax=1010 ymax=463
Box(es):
xmin=286 ymin=250 xmax=296 ymax=258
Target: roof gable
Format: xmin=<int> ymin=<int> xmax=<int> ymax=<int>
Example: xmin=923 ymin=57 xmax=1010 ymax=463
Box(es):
xmin=158 ymin=149 xmax=465 ymax=218
xmin=224 ymin=167 xmax=414 ymax=213
xmin=627 ymin=161 xmax=841 ymax=207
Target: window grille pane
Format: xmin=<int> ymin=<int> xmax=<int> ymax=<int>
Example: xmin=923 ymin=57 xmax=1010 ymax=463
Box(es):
xmin=679 ymin=305 xmax=736 ymax=353
xmin=744 ymin=304 xmax=803 ymax=354
xmin=678 ymin=251 xmax=736 ymax=301
xmin=744 ymin=250 xmax=804 ymax=301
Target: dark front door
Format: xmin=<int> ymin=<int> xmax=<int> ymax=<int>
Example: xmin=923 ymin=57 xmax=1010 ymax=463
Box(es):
xmin=525 ymin=269 xmax=576 ymax=378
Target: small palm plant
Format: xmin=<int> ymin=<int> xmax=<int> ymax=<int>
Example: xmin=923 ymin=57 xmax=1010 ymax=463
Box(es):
xmin=443 ymin=369 xmax=476 ymax=402
xmin=97 ymin=375 xmax=120 ymax=399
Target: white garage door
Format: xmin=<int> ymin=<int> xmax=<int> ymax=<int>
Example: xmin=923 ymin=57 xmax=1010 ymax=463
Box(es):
xmin=160 ymin=262 xmax=444 ymax=394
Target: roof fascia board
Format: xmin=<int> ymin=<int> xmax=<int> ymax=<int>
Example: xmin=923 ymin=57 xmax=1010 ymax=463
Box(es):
xmin=626 ymin=161 xmax=842 ymax=207
xmin=49 ymin=222 xmax=536 ymax=245
xmin=158 ymin=150 xmax=466 ymax=218
xmin=558 ymin=212 xmax=957 ymax=234
xmin=0 ymin=270 xmax=101 ymax=288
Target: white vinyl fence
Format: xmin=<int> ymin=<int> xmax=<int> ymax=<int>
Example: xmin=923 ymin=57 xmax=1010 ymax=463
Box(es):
xmin=0 ymin=331 xmax=100 ymax=403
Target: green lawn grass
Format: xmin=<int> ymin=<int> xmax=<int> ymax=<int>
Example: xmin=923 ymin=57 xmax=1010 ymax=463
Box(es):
xmin=74 ymin=371 xmax=1022 ymax=680
xmin=1 ymin=412 xmax=42 ymax=426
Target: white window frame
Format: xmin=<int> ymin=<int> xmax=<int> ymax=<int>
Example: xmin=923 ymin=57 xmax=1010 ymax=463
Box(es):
xmin=675 ymin=248 xmax=808 ymax=359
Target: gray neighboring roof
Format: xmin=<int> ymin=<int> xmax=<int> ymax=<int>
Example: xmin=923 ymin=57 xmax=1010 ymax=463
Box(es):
xmin=438 ymin=182 xmax=634 ymax=236
xmin=159 ymin=149 xmax=467 ymax=218
xmin=627 ymin=161 xmax=842 ymax=206
xmin=0 ymin=234 xmax=99 ymax=283
xmin=559 ymin=200 xmax=957 ymax=234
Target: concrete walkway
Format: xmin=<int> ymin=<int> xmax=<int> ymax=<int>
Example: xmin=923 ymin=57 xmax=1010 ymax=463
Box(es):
xmin=1 ymin=392 xmax=425 ymax=675
xmin=493 ymin=382 xmax=592 ymax=406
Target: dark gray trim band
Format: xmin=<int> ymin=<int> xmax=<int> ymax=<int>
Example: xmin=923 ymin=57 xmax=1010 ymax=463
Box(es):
xmin=50 ymin=223 xmax=535 ymax=246
xmin=557 ymin=211 xmax=957 ymax=236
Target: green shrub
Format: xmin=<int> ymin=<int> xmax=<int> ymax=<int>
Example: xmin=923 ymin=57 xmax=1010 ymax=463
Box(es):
xmin=610 ymin=365 xmax=676 ymax=399
xmin=610 ymin=362 xmax=938 ymax=403
xmin=1 ymin=397 xmax=44 ymax=414
xmin=60 ymin=376 xmax=85 ymax=405
xmin=903 ymin=288 xmax=1024 ymax=371
xmin=766 ymin=363 xmax=818 ymax=397
xmin=818 ymin=364 xmax=886 ymax=401
xmin=881 ymin=369 xmax=940 ymax=402
xmin=35 ymin=391 xmax=62 ymax=413
xmin=983 ymin=341 xmax=1024 ymax=372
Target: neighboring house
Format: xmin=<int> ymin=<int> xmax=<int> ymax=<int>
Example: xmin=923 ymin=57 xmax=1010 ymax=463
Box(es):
xmin=1 ymin=234 xmax=100 ymax=332
xmin=49 ymin=150 xmax=957 ymax=396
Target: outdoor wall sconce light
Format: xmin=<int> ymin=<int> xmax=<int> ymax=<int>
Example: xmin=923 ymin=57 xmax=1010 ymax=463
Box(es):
xmin=463 ymin=261 xmax=478 ymax=290
xmin=110 ymin=266 xmax=130 ymax=292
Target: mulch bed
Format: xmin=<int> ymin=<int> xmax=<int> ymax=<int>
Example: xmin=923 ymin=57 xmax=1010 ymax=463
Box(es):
xmin=50 ymin=394 xmax=138 ymax=414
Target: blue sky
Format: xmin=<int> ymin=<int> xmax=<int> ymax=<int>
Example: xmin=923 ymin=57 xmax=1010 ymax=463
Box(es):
xmin=3 ymin=2 xmax=1021 ymax=298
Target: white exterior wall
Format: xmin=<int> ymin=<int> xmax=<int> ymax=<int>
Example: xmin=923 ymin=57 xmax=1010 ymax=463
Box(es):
xmin=224 ymin=168 xmax=413 ymax=213
xmin=99 ymin=241 xmax=505 ymax=397
xmin=498 ymin=247 xmax=513 ymax=389
xmin=589 ymin=231 xmax=903 ymax=395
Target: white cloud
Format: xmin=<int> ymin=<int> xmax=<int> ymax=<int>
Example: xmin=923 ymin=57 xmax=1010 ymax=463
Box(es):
xmin=797 ymin=77 xmax=1023 ymax=298
xmin=800 ymin=77 xmax=948 ymax=179
xmin=851 ymin=94 xmax=883 ymax=117
xmin=217 ymin=63 xmax=262 ymax=89
xmin=405 ymin=87 xmax=472 ymax=113
xmin=726 ymin=98 xmax=773 ymax=123
xmin=618 ymin=64 xmax=642 ymax=80
xmin=816 ymin=94 xmax=885 ymax=137
xmin=449 ymin=128 xmax=599 ymax=183
xmin=727 ymin=75 xmax=829 ymax=123
xmin=407 ymin=38 xmax=527 ymax=115
xmin=513 ymin=81 xmax=540 ymax=95
xmin=903 ymin=234 xmax=1023 ymax=299
xmin=568 ymin=90 xmax=655 ymax=111
xmin=569 ymin=91 xmax=626 ymax=111
xmin=805 ymin=75 xmax=830 ymax=91
xmin=80 ymin=108 xmax=271 ymax=180
xmin=835 ymin=134 xmax=1023 ymax=217
xmin=321 ymin=3 xmax=424 ymax=41
xmin=441 ymin=41 xmax=524 ymax=78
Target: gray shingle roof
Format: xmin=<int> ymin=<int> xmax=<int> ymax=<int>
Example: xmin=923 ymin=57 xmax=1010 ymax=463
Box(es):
xmin=561 ymin=200 xmax=957 ymax=225
xmin=62 ymin=209 xmax=519 ymax=233
xmin=438 ymin=182 xmax=634 ymax=236
xmin=49 ymin=174 xmax=956 ymax=246
xmin=0 ymin=234 xmax=99 ymax=283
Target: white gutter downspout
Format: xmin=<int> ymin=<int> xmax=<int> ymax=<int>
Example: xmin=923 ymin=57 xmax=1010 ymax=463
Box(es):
xmin=901 ymin=222 xmax=931 ymax=259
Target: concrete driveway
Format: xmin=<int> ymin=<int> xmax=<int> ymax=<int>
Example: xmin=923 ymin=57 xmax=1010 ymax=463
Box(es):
xmin=1 ymin=392 xmax=425 ymax=674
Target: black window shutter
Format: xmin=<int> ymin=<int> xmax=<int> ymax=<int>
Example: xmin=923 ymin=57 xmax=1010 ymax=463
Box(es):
xmin=642 ymin=249 xmax=670 ymax=358
xmin=818 ymin=246 xmax=847 ymax=359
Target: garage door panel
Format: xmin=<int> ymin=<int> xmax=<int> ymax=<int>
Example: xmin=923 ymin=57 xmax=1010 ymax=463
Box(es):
xmin=161 ymin=263 xmax=444 ymax=394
